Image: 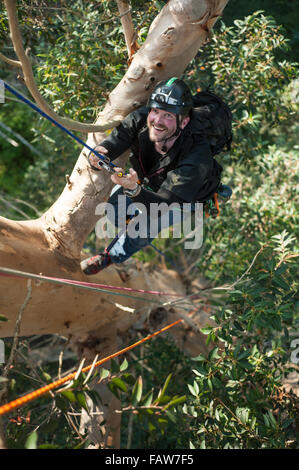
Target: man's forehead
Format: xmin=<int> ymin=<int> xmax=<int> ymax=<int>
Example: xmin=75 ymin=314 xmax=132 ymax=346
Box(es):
xmin=149 ymin=108 xmax=176 ymax=118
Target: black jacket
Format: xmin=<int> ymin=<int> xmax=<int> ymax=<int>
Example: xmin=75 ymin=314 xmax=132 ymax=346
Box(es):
xmin=101 ymin=107 xmax=222 ymax=208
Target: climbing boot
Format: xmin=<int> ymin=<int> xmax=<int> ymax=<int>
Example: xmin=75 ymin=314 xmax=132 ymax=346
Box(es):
xmin=80 ymin=252 xmax=112 ymax=275
xmin=217 ymin=183 xmax=232 ymax=202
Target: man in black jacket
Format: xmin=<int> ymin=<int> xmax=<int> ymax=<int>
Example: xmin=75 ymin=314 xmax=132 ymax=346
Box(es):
xmin=81 ymin=77 xmax=221 ymax=275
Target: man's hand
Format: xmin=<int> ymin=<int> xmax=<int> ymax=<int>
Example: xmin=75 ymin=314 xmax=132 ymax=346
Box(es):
xmin=111 ymin=167 xmax=139 ymax=190
xmin=88 ymin=145 xmax=108 ymax=170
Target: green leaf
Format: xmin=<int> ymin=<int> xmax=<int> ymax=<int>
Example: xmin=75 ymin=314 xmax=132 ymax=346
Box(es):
xmin=60 ymin=390 xmax=77 ymax=403
xmin=211 ymin=376 xmax=222 ymax=389
xmin=165 ymin=410 xmax=176 ymax=424
xmin=121 ymin=373 xmax=135 ymax=386
xmin=208 ymin=347 xmax=221 ymax=361
xmin=111 ymin=377 xmax=127 ymax=393
xmin=76 ymin=392 xmax=89 ymax=412
xmin=25 ymin=431 xmax=38 ymax=449
xmin=236 ymin=407 xmax=249 ymax=425
xmin=263 ymin=413 xmax=270 ymax=428
xmin=42 ymin=371 xmax=52 ymax=381
xmin=192 ymin=354 xmax=206 ymax=362
xmin=148 ymin=421 xmax=156 ymax=432
xmin=238 ymin=359 xmax=253 ymax=370
xmin=187 ymin=382 xmax=199 ymax=397
xmin=237 ymin=350 xmax=251 ymax=360
xmin=267 ymin=410 xmax=277 ymax=428
xmin=192 ymin=365 xmax=207 ymax=377
xmin=272 ymin=275 xmax=290 ymax=291
xmin=155 ymin=374 xmax=172 ymax=404
xmin=282 ymin=418 xmax=294 ymax=429
xmin=201 ymin=327 xmax=213 ymax=335
xmin=132 ymin=376 xmax=143 ymax=405
xmin=164 ymin=395 xmax=186 ymax=409
xmin=142 ymin=389 xmax=154 ymax=407
xmin=200 ymin=439 xmax=206 ymax=449
xmin=157 ymin=418 xmax=168 ymax=426
xmin=100 ymin=368 xmax=110 ymax=379
xmin=156 ymin=395 xmax=171 ymax=406
xmin=120 ymin=358 xmax=128 ymax=372
xmin=0 ymin=315 xmax=8 ymax=322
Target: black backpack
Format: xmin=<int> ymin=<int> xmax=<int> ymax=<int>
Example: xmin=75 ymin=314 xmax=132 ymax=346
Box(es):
xmin=189 ymin=90 xmax=233 ymax=212
xmin=191 ymin=89 xmax=233 ymax=157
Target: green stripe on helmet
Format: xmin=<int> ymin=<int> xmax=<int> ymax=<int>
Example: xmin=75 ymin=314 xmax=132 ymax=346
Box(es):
xmin=165 ymin=77 xmax=179 ymax=86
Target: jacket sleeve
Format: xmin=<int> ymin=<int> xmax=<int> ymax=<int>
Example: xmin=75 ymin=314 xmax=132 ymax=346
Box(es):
xmin=100 ymin=108 xmax=147 ymax=161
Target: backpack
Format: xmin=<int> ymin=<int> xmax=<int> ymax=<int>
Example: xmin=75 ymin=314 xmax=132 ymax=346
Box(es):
xmin=191 ymin=89 xmax=233 ymax=157
xmin=190 ymin=90 xmax=233 ymax=214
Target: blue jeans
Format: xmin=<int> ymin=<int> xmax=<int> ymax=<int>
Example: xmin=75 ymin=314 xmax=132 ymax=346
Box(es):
xmin=105 ymin=186 xmax=195 ymax=264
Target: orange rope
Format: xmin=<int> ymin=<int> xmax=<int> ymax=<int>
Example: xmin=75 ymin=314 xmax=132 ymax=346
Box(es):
xmin=0 ymin=319 xmax=183 ymax=416
xmin=214 ymin=193 xmax=220 ymax=216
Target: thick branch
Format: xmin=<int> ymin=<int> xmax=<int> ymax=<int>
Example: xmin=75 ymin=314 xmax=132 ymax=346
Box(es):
xmin=116 ymin=0 xmax=139 ymax=62
xmin=4 ymin=0 xmax=120 ymax=133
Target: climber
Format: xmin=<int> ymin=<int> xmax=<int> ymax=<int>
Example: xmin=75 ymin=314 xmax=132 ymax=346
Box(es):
xmin=81 ymin=77 xmax=226 ymax=275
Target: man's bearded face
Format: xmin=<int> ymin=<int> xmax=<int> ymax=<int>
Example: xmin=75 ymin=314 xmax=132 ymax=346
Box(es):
xmin=147 ymin=108 xmax=178 ymax=143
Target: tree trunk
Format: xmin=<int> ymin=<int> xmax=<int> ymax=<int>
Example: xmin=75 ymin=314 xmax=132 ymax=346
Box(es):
xmin=0 ymin=0 xmax=229 ymax=447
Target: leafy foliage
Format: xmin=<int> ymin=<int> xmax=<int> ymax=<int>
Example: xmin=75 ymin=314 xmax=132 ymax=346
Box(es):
xmin=187 ymin=12 xmax=297 ymax=165
xmin=184 ymin=235 xmax=298 ymax=449
xmin=1 ymin=338 xmax=186 ymax=449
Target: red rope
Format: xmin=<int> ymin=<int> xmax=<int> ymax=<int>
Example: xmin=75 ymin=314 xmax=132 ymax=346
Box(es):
xmin=0 ymin=267 xmax=183 ymax=298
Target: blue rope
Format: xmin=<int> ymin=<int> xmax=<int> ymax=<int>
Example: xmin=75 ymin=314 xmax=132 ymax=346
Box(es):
xmin=1 ymin=80 xmax=117 ymax=172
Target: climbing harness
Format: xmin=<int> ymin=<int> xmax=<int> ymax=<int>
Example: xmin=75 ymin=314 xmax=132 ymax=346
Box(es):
xmin=204 ymin=184 xmax=232 ymax=219
xmin=204 ymin=194 xmax=220 ymax=218
xmin=1 ymin=80 xmax=124 ymax=177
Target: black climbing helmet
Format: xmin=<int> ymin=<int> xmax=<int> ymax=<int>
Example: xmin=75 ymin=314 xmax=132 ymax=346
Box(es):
xmin=147 ymin=77 xmax=193 ymax=116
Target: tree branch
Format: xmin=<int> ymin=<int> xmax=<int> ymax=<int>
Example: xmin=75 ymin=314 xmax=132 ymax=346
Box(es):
xmin=2 ymin=280 xmax=32 ymax=380
xmin=0 ymin=280 xmax=32 ymax=417
xmin=116 ymin=0 xmax=139 ymax=63
xmin=0 ymin=51 xmax=21 ymax=68
xmin=4 ymin=0 xmax=121 ymax=133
